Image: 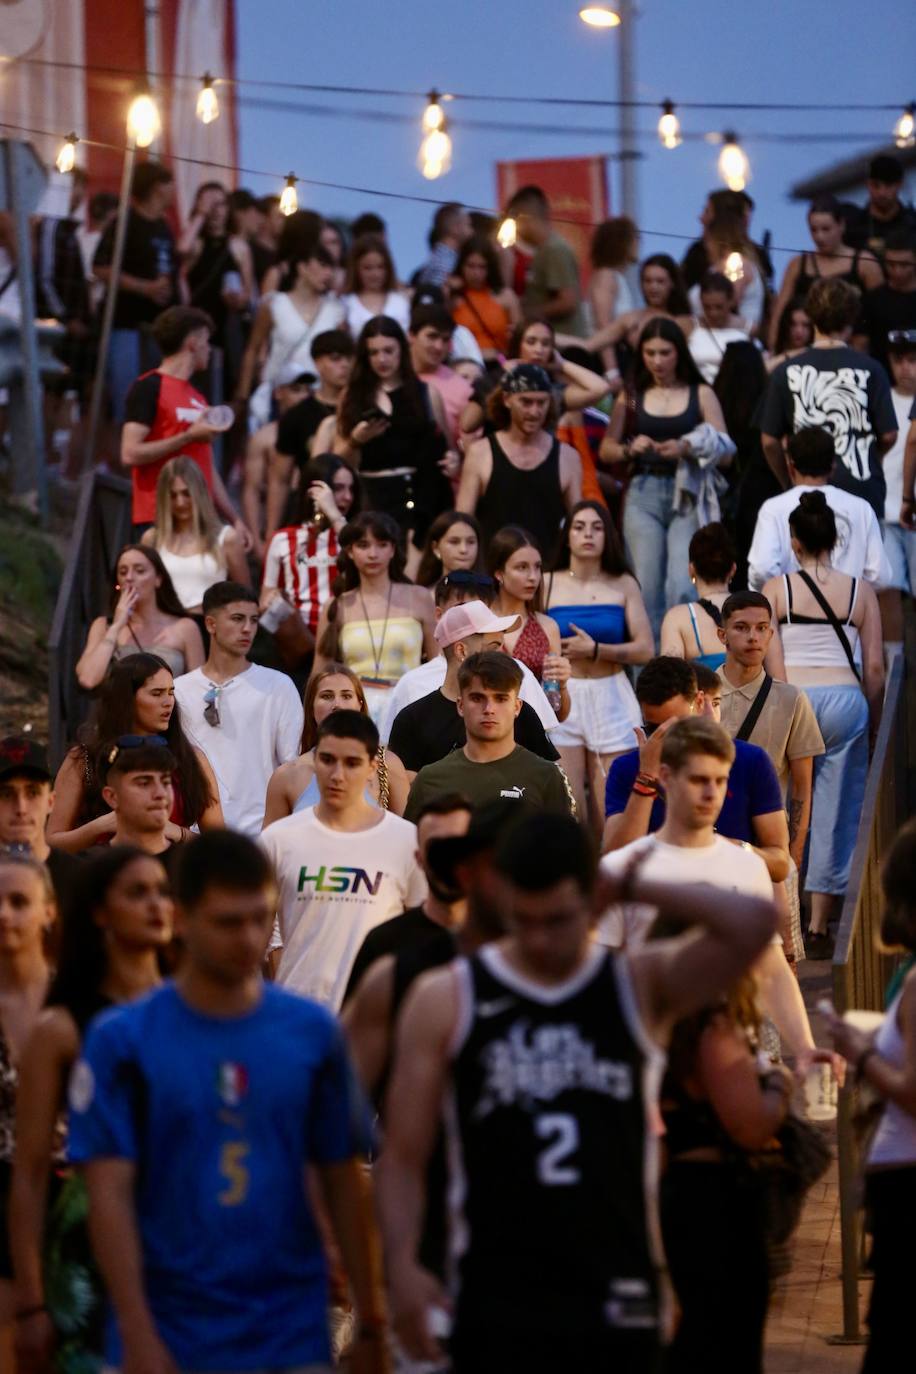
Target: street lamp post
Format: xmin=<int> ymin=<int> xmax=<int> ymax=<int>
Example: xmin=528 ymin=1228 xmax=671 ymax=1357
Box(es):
xmin=580 ymin=1 xmax=638 ymax=225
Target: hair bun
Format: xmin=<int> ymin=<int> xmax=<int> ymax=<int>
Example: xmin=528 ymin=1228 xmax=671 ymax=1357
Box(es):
xmin=799 ymin=489 xmax=828 ymax=511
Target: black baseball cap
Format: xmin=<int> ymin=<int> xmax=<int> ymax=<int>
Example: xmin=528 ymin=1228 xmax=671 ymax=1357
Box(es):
xmin=0 ymin=736 xmax=51 ymax=783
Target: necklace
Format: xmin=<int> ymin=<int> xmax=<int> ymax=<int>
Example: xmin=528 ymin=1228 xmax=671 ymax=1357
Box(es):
xmin=358 ymin=584 xmax=392 ymax=678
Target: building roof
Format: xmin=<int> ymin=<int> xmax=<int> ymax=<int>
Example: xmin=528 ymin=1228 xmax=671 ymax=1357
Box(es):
xmin=790 ymin=143 xmax=916 ymax=200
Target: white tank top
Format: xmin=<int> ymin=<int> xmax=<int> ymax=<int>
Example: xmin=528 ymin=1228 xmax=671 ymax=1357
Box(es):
xmin=868 ymin=987 xmax=916 ymax=1167
xmin=263 ymin=292 xmax=345 ymax=384
xmin=779 ymin=573 xmax=861 ymax=669
xmin=159 ymin=526 xmax=230 ymax=610
xmin=342 ymin=291 xmax=410 ymax=336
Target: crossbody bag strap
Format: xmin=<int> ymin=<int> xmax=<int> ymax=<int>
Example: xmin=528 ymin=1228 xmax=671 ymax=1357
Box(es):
xmin=735 ymin=673 xmax=773 ymax=743
xmin=795 ymin=571 xmax=861 ymax=680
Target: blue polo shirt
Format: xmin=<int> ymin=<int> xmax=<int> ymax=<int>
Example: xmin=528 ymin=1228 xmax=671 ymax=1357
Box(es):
xmin=604 ymin=739 xmax=783 ymax=841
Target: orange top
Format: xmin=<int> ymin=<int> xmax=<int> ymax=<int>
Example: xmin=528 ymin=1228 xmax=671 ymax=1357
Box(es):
xmin=452 ymin=289 xmax=510 ymax=355
xmin=557 ymin=417 xmax=606 ymax=507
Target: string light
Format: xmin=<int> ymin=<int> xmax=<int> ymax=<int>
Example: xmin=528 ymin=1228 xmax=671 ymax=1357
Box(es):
xmin=496 ymin=217 xmax=517 ymax=248
xmin=279 ymin=173 xmax=298 ymax=215
xmin=55 ymin=132 xmax=78 ymax=173
xmin=579 ymin=5 xmax=621 ymax=26
xmin=894 ymin=103 xmax=915 ymax=149
xmin=419 ymin=91 xmax=452 ymax=179
xmin=718 ymin=131 xmax=749 ymax=191
xmin=126 ymin=89 xmax=161 ymax=147
xmin=658 ymin=100 xmax=681 ymax=150
xmin=724 ymin=251 xmax=745 ymax=283
xmin=196 ymin=72 xmax=219 ymax=125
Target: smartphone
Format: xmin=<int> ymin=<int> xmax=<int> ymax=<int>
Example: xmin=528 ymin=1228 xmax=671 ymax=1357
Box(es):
xmin=360 ymin=406 xmax=387 ymax=424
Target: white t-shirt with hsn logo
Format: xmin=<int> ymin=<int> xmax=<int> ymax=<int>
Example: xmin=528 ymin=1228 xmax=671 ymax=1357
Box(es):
xmin=260 ymin=807 xmax=427 ymax=1011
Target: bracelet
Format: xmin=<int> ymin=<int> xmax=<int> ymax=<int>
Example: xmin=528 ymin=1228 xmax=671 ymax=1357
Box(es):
xmin=632 ymin=772 xmax=658 ymax=798
xmin=856 ymin=1045 xmax=878 ymax=1080
xmin=15 ymin=1304 xmax=47 ymax=1322
xmin=591 ymin=641 xmax=600 ymax=661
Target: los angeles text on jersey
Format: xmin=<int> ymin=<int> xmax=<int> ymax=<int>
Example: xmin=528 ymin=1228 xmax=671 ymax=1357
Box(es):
xmin=297 ymin=865 xmax=383 ymax=897
xmin=477 ymin=1020 xmax=634 ymax=1118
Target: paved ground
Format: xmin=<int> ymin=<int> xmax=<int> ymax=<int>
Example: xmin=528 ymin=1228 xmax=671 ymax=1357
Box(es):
xmin=764 ymin=957 xmax=867 ymax=1372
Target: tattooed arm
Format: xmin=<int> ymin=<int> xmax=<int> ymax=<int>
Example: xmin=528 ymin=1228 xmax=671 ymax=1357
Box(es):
xmin=787 ymin=755 xmax=813 ymax=870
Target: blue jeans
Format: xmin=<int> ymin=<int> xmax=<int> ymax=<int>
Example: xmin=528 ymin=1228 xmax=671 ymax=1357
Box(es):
xmin=882 ymin=522 xmax=916 ymax=595
xmin=107 ymin=327 xmax=161 ymax=423
xmin=805 ymin=683 xmax=868 ymax=895
xmin=623 ymin=473 xmax=698 ymax=641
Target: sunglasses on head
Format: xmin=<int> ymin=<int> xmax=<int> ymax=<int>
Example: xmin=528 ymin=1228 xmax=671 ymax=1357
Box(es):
xmin=106 ymin=734 xmax=168 ymax=764
xmin=443 ymin=571 xmax=496 ymax=591
xmin=203 ymin=685 xmax=222 ymax=728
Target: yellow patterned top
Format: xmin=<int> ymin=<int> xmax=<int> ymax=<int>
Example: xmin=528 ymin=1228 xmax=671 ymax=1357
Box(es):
xmin=339 ymin=616 xmax=423 ymax=685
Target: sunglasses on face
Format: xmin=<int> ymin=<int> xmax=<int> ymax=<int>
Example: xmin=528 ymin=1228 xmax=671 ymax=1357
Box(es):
xmin=203 ymin=686 xmax=222 ymax=727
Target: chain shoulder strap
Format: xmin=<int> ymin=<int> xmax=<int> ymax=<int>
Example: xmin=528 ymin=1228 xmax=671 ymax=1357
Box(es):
xmin=556 ymin=762 xmax=578 ymax=820
xmin=376 ymin=744 xmax=391 ymax=811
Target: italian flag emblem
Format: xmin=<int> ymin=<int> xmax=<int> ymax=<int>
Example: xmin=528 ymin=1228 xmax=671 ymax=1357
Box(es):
xmin=217 ymin=1062 xmax=249 ymax=1107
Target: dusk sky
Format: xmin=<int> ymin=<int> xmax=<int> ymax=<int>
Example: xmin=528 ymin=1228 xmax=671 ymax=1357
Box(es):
xmin=237 ymin=0 xmax=915 ymax=282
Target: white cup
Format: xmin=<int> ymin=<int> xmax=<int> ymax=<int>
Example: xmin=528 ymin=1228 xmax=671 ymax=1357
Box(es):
xmin=804 ymin=1061 xmax=837 ymax=1123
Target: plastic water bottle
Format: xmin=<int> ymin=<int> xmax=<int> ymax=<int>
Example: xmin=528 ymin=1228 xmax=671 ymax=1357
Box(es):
xmin=543 ymin=677 xmax=562 ymax=712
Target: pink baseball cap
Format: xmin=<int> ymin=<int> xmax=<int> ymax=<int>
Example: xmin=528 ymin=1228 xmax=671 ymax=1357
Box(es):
xmin=434 ymin=600 xmax=521 ymax=649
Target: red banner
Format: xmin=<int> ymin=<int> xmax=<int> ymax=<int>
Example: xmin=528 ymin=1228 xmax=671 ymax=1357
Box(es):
xmin=496 ymin=155 xmax=609 ymax=284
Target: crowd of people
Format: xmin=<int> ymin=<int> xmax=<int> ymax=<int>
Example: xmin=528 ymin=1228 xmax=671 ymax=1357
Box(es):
xmin=1 ymin=147 xmax=916 ymax=1373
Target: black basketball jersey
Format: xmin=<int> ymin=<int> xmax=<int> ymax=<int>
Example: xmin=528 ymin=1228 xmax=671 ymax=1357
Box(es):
xmin=446 ymin=943 xmax=665 ymax=1343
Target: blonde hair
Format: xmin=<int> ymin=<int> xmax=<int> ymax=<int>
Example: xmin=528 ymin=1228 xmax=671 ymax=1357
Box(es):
xmin=151 ymin=457 xmax=225 ymax=565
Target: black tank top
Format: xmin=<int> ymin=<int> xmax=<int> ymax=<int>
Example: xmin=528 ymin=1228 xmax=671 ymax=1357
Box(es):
xmin=795 ymin=251 xmax=864 ymax=298
xmin=478 ymin=432 xmax=564 ymax=557
xmin=635 ymin=385 xmax=702 ymax=444
xmin=448 ymin=945 xmax=662 ymax=1336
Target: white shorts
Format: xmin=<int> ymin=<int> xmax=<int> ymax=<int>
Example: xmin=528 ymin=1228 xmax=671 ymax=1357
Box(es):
xmin=550 ymin=673 xmax=641 ymax=756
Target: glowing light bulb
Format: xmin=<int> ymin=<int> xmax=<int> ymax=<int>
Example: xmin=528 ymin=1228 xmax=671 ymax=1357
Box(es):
xmin=724 ymin=251 xmax=745 ymax=283
xmin=56 ymin=133 xmax=78 ymax=174
xmin=497 ymin=217 xmax=517 ymax=249
xmin=658 ymin=101 xmax=681 ymax=150
xmin=196 ymin=73 xmax=219 ymax=125
xmin=419 ymin=126 xmax=452 ymax=180
xmin=127 ymin=90 xmax=161 ymax=148
xmin=718 ymin=133 xmax=749 ymax=192
xmin=423 ymin=90 xmax=445 ymax=133
xmin=894 ymin=104 xmax=915 ymax=149
xmin=279 ymin=174 xmax=298 ymax=216
xmin=579 ymin=5 xmax=621 ymax=26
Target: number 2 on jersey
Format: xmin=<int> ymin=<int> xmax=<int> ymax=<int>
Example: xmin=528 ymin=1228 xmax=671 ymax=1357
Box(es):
xmin=535 ymin=1113 xmax=580 ymax=1186
xmin=218 ymin=1140 xmax=250 ymax=1205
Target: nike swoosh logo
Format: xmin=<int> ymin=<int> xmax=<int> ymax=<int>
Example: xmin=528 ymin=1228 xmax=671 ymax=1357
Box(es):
xmin=476 ymin=996 xmax=516 ymax=1018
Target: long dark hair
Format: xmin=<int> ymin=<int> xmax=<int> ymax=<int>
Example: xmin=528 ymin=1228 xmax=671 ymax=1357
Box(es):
xmin=415 ymin=510 xmax=482 ymax=587
xmin=551 ymin=500 xmax=632 ymax=577
xmin=294 ymin=453 xmax=363 ymax=525
xmin=73 ymin=653 xmax=215 ymax=825
xmin=339 ymin=317 xmax=426 ymax=436
xmin=774 ymin=297 xmax=814 ymax=356
xmin=345 ymin=233 xmax=397 ymax=295
xmin=455 ymin=234 xmax=504 ymax=294
xmin=318 ymin=511 xmax=409 ymax=658
xmin=487 ymin=525 xmax=546 ymax=611
xmin=640 ymin=253 xmax=690 ymax=316
xmin=633 ymin=317 xmax=704 ymax=393
xmin=713 ymin=340 xmax=768 ymax=446
xmin=46 ymin=846 xmax=162 ymax=1022
xmin=508 ymin=315 xmax=555 ymax=360
xmin=108 ymin=545 xmax=187 ymax=621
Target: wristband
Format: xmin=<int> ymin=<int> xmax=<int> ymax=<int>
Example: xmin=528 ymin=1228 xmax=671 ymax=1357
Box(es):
xmin=591 ymin=641 xmax=600 ymax=661
xmin=856 ymin=1045 xmax=878 ymax=1080
xmin=632 ymin=772 xmax=658 ymax=798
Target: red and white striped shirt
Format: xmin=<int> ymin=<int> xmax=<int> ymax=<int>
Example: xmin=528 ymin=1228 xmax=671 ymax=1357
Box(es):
xmin=262 ymin=524 xmax=340 ymax=634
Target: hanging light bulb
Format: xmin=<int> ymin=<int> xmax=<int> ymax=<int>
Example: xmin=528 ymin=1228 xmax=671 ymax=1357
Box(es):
xmin=894 ymin=103 xmax=916 ymax=149
xmin=423 ymin=89 xmax=445 ymax=133
xmin=497 ymin=217 xmax=517 ymax=249
xmin=718 ymin=132 xmax=749 ymax=192
xmin=196 ymin=72 xmax=219 ymax=125
xmin=279 ymin=174 xmax=298 ymax=217
xmin=56 ymin=133 xmax=78 ymax=174
xmin=657 ymin=100 xmax=681 ymax=150
xmin=579 ymin=5 xmax=621 ymax=26
xmin=419 ymin=123 xmax=452 ymax=180
xmin=127 ymin=88 xmax=161 ymax=148
xmin=724 ymin=251 xmax=745 ymax=283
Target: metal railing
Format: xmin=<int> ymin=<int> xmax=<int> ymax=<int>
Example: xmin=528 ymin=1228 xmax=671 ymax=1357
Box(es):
xmin=831 ymin=648 xmax=909 ymax=1341
xmin=47 ymin=470 xmax=131 ymax=768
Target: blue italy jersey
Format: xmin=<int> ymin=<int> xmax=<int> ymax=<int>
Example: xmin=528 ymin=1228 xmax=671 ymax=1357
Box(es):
xmin=68 ymin=981 xmax=366 ymax=1371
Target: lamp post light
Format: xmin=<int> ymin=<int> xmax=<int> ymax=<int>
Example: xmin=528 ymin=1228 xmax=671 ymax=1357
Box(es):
xmin=579 ymin=1 xmax=637 ymax=224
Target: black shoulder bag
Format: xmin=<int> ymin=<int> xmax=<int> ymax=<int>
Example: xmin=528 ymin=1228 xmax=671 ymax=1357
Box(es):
xmin=734 ymin=674 xmax=773 ymax=743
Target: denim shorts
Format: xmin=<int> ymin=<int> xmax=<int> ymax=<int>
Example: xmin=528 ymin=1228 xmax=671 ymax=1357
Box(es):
xmin=882 ymin=522 xmax=916 ymax=595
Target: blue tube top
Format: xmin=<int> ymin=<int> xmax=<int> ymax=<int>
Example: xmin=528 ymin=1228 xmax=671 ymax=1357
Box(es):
xmin=693 ymin=651 xmax=727 ymax=670
xmin=293 ymin=775 xmax=376 ymax=812
xmin=548 ymin=603 xmax=627 ymax=645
